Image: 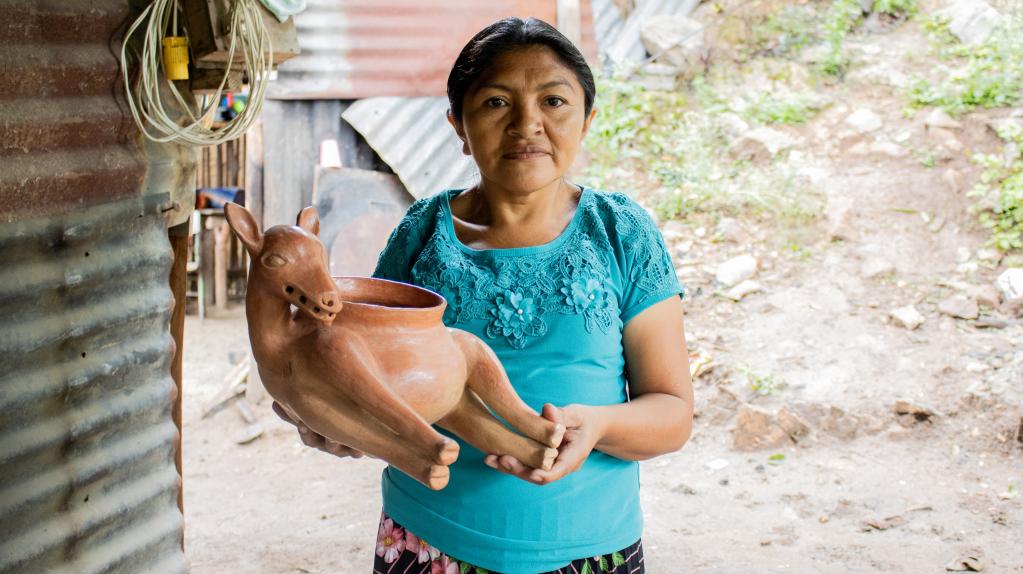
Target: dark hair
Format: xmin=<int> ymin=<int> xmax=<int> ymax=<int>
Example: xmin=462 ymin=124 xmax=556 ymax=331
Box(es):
xmin=446 ymin=17 xmax=596 ymax=122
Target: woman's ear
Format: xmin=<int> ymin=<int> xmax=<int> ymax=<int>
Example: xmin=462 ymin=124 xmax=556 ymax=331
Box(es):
xmin=581 ymin=107 xmax=597 ymax=140
xmin=447 ymin=110 xmax=471 ymax=156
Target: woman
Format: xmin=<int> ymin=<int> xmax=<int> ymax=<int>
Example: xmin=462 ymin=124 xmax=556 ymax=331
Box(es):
xmin=291 ymin=17 xmax=693 ymax=574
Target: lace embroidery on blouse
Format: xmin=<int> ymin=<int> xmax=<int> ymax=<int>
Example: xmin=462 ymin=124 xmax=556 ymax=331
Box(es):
xmin=395 ymin=192 xmax=679 ymax=350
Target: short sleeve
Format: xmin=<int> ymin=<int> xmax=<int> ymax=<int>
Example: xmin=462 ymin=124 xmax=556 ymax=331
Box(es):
xmin=611 ymin=194 xmax=686 ymax=324
xmin=372 ymin=196 xmax=437 ymax=283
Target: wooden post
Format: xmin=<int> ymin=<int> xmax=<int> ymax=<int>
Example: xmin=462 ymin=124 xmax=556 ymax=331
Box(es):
xmin=214 ymin=219 xmax=229 ymax=312
xmin=168 ymin=226 xmax=189 ymax=547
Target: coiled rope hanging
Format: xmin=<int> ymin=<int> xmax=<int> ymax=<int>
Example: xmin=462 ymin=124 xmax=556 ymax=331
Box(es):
xmin=122 ymin=0 xmax=273 ymax=145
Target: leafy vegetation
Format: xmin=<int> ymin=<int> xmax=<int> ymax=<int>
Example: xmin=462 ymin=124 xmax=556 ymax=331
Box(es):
xmin=968 ymin=124 xmax=1023 ymax=252
xmin=583 ymin=77 xmax=821 ymax=224
xmin=740 ymin=90 xmax=825 ymax=125
xmin=820 ymin=0 xmax=864 ymax=76
xmin=908 ymin=14 xmax=1023 ymax=114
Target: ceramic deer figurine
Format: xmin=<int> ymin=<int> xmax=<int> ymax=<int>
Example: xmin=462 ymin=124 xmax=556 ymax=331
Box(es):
xmin=224 ymin=203 xmax=565 ymax=490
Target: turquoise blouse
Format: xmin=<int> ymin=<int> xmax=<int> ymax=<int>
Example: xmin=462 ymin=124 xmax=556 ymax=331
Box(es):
xmin=371 ymin=186 xmax=685 ymax=574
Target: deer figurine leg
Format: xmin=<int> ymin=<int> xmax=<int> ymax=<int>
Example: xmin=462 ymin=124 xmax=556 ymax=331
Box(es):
xmin=450 ymin=330 xmax=566 ymax=449
xmin=316 ymin=337 xmax=460 ymax=466
xmin=438 ymin=391 xmax=558 ymax=471
xmin=292 ymin=393 xmax=456 ymax=490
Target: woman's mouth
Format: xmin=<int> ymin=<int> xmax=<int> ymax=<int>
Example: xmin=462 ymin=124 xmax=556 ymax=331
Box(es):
xmin=503 ymin=149 xmax=550 ymax=160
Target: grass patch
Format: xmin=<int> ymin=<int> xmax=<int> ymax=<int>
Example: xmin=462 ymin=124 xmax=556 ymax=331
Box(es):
xmin=583 ymin=77 xmax=822 ymax=225
xmin=739 ymin=90 xmax=826 ymax=125
xmin=968 ymin=123 xmax=1023 ymax=252
xmin=908 ymin=13 xmax=1023 ymax=114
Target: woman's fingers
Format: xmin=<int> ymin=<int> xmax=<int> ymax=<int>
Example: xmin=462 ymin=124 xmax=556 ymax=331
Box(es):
xmin=529 ymin=429 xmax=587 ymax=484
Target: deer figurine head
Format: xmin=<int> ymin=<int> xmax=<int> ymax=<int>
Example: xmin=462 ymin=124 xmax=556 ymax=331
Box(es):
xmin=224 ymin=202 xmax=342 ymax=324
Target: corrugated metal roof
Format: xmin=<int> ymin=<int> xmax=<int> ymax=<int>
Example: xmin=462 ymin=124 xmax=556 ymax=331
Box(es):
xmin=269 ymin=0 xmax=598 ymax=100
xmin=600 ymin=0 xmax=703 ymax=67
xmin=342 ymin=97 xmax=476 ymax=199
xmin=0 ymin=1 xmax=186 ymax=572
xmin=0 ymin=194 xmax=184 ymax=574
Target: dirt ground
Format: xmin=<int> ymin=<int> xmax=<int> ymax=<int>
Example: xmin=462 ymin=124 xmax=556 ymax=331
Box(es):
xmin=182 ymin=8 xmax=1022 ymax=574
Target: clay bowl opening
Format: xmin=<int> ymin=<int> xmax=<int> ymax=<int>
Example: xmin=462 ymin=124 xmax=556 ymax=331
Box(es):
xmin=332 ymin=276 xmax=444 ymax=311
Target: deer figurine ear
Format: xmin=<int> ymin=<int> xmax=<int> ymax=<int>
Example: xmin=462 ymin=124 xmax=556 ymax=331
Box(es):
xmin=224 ymin=202 xmax=263 ymax=255
xmin=296 ymin=206 xmax=320 ymax=236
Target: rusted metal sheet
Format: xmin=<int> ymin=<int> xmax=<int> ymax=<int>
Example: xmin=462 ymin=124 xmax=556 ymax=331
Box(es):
xmin=0 ymin=0 xmax=142 ymax=221
xmin=0 ymin=1 xmax=186 ymax=572
xmin=341 ymin=97 xmax=476 ymax=200
xmin=269 ymin=0 xmax=599 ymax=100
xmin=0 ymin=194 xmax=184 ymax=574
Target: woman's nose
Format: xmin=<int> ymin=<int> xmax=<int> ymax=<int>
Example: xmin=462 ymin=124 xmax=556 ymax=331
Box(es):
xmin=508 ymin=103 xmax=543 ymax=136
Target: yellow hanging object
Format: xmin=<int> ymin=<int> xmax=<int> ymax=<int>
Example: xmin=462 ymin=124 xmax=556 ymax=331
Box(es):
xmin=162 ymin=36 xmax=190 ymax=80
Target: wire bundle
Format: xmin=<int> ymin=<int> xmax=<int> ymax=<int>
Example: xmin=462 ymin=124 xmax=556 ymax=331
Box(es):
xmin=121 ymin=0 xmax=273 ymax=145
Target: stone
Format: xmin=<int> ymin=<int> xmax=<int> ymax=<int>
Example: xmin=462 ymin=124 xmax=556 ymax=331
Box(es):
xmin=969 ymin=284 xmax=1002 ymax=309
xmin=844 ymin=109 xmax=883 ymax=134
xmin=869 ymin=141 xmax=909 ymax=158
xmin=1002 ymin=297 xmax=1023 ymax=318
xmin=894 ymin=398 xmax=939 ymax=422
xmin=924 ymin=108 xmax=963 ymax=130
xmin=861 ymin=257 xmax=895 ymax=279
xmin=729 ymin=127 xmax=800 ymax=162
xmin=995 ymin=268 xmax=1023 ymax=300
xmin=715 ymin=254 xmax=759 ymax=287
xmin=929 ymin=126 xmax=964 ymax=152
xmin=890 ymin=305 xmax=925 ymax=330
xmin=640 ymin=15 xmax=706 ymax=79
xmin=939 ymin=294 xmax=980 ymax=319
xmin=733 ymin=405 xmax=789 ymax=450
xmin=936 ymin=0 xmax=1004 ymax=45
xmin=821 ymin=406 xmax=859 ymax=440
xmin=777 ymin=408 xmax=811 ymax=442
xmin=975 ymin=315 xmax=1009 ymax=329
xmin=724 ymin=280 xmax=763 ymax=301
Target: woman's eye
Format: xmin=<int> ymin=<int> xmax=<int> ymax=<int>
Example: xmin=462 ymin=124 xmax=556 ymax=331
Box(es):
xmin=486 ymin=98 xmax=507 ymax=108
xmin=545 ymin=97 xmax=566 ymax=107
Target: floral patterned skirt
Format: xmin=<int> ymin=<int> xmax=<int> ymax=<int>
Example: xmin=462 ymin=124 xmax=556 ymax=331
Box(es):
xmin=374 ymin=512 xmax=644 ymax=574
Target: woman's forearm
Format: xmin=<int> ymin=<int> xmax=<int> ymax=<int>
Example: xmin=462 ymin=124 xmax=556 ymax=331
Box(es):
xmin=583 ymin=392 xmax=693 ymax=461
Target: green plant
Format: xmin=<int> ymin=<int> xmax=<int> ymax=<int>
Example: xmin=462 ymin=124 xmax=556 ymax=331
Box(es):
xmin=821 ymin=0 xmax=864 ymax=76
xmin=968 ymin=124 xmax=1023 ymax=251
xmin=908 ymin=14 xmax=1023 ymax=114
xmin=749 ymin=4 xmax=821 ymax=57
xmin=873 ymin=0 xmax=918 ymax=17
xmin=740 ymin=90 xmax=825 ymax=125
xmin=739 ymin=366 xmax=788 ymax=396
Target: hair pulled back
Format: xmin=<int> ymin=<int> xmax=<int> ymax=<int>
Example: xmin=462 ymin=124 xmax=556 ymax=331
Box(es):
xmin=446 ymin=17 xmax=596 ymax=122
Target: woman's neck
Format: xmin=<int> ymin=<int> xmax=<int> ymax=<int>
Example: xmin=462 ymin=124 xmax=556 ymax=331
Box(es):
xmin=451 ymin=178 xmax=581 ymax=249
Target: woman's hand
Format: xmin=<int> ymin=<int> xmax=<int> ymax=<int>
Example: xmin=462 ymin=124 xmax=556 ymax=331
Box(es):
xmin=484 ymin=403 xmax=605 ymax=485
xmin=271 ymin=401 xmax=368 ymax=459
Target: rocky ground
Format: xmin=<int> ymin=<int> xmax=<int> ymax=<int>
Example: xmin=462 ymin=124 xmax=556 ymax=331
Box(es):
xmin=182 ymin=1 xmax=1022 ymax=572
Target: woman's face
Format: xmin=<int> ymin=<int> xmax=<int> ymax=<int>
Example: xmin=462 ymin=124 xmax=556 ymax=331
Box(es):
xmin=450 ymin=45 xmax=596 ymax=195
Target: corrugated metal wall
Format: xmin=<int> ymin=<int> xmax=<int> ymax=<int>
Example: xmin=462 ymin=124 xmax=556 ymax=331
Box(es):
xmin=268 ymin=0 xmax=599 ymax=100
xmin=0 ymin=1 xmax=187 ymax=572
xmin=0 ymin=195 xmax=183 ymax=574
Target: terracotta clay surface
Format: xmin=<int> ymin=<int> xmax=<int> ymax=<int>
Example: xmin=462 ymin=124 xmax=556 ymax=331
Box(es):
xmin=225 ymin=203 xmax=564 ymax=489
